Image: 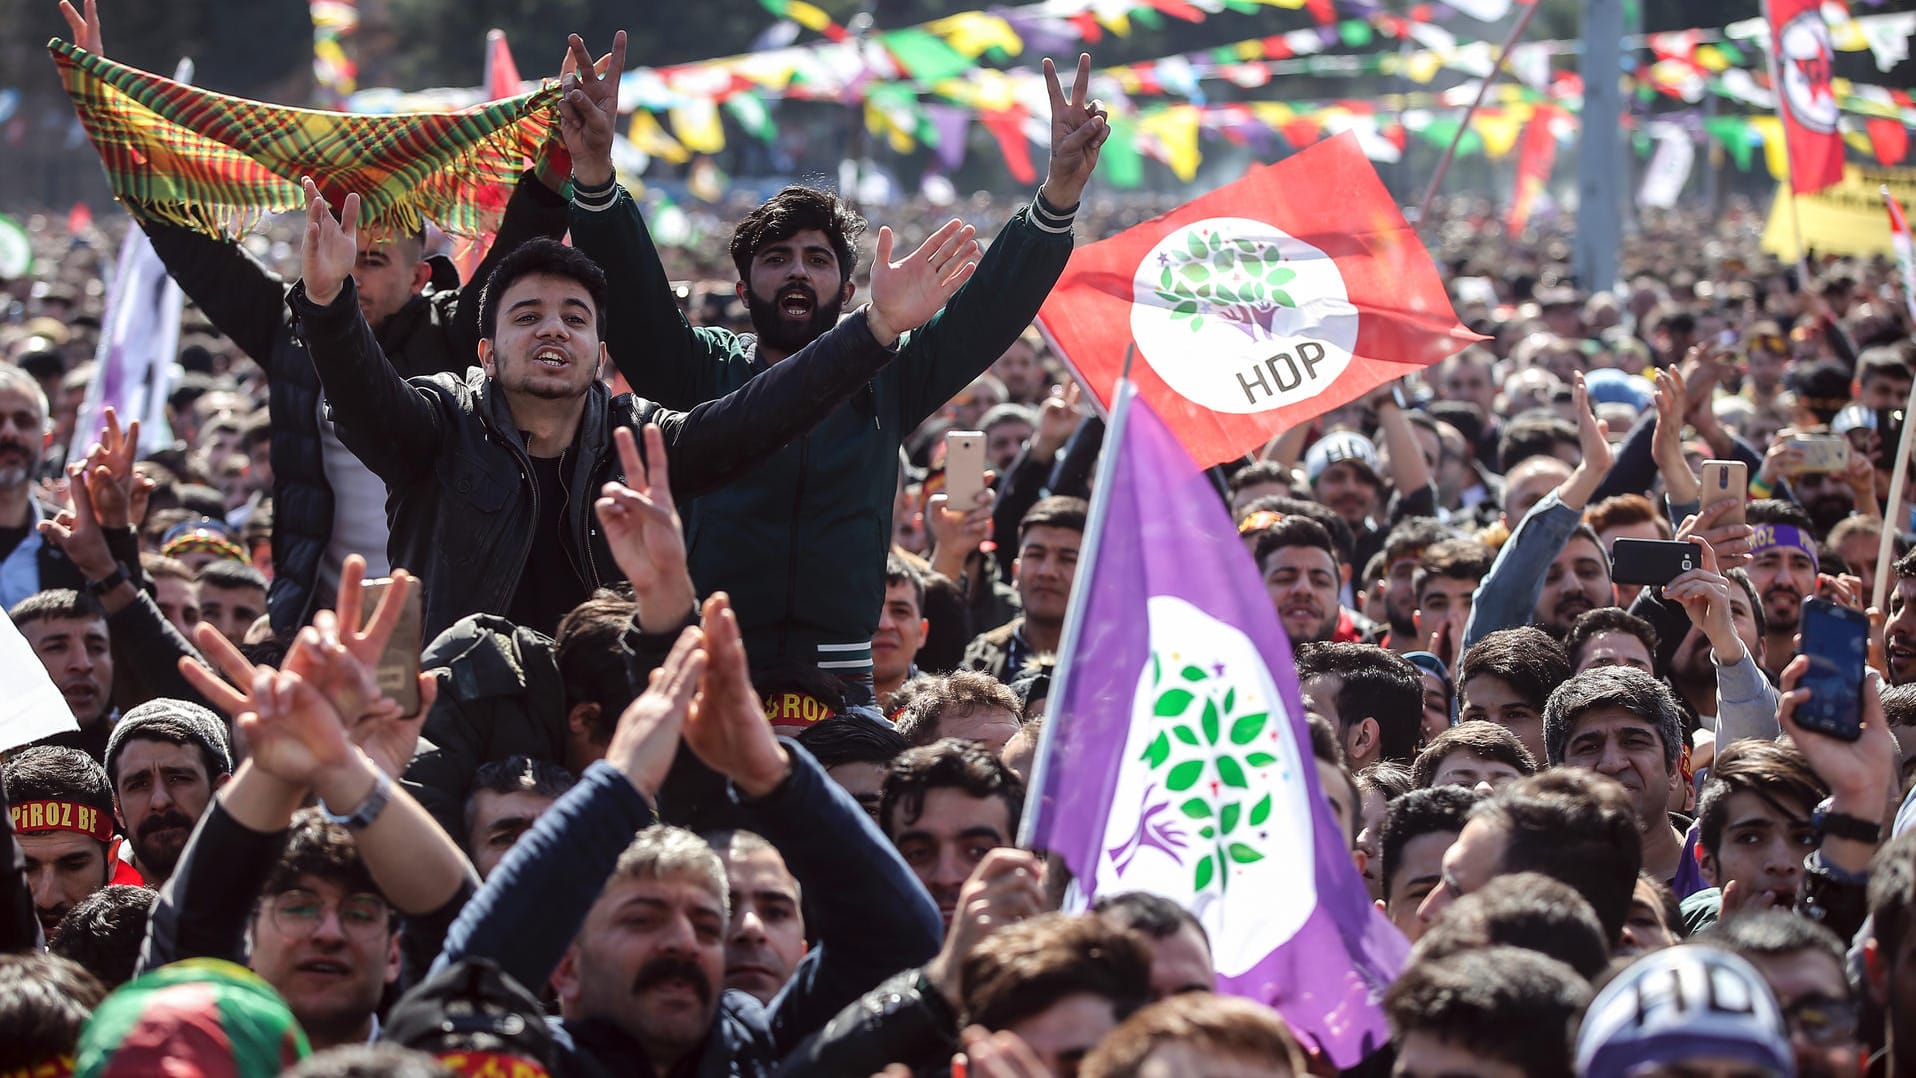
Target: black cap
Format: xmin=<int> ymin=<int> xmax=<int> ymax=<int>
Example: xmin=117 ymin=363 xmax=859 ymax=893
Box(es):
xmin=381 ymin=958 xmax=561 ymax=1076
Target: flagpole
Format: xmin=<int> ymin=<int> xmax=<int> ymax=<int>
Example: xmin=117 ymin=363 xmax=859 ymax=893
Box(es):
xmin=1018 ymin=344 xmax=1136 ymax=849
xmin=1876 ymin=192 xmax=1916 ymax=610
xmin=1412 ymin=0 xmax=1543 ymax=229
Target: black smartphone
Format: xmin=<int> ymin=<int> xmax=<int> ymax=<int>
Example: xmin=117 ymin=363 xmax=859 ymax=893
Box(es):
xmin=1876 ymin=408 xmax=1904 ymax=473
xmin=1796 ymin=597 xmax=1869 ymax=742
xmin=1611 ymin=538 xmax=1699 ymax=587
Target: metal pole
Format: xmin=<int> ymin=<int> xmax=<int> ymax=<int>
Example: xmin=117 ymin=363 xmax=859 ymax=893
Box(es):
xmin=1575 ymin=0 xmax=1624 ymax=292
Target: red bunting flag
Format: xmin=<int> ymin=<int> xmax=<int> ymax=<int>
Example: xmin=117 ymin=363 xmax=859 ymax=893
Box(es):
xmin=1506 ymin=104 xmax=1560 ymax=235
xmin=1766 ymin=0 xmax=1847 ymax=193
xmin=1036 ymin=132 xmax=1483 ymax=467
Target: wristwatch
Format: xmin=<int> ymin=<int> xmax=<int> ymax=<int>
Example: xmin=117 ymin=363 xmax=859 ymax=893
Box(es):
xmin=83 ymin=565 xmax=130 ymax=596
xmin=320 ymin=769 xmax=392 ymax=832
xmin=1810 ymin=797 xmax=1882 ymax=845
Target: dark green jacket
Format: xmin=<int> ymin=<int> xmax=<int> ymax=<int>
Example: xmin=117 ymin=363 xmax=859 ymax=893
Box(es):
xmin=569 ymin=188 xmax=1074 ymax=673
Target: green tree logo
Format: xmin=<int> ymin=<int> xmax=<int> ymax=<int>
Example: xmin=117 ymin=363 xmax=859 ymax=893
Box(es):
xmin=1150 ymin=227 xmax=1298 ymax=340
xmin=1132 ymin=650 xmax=1281 ymax=895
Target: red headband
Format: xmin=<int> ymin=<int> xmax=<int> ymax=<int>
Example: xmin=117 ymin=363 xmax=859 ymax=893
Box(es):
xmin=9 ymin=800 xmax=114 ymax=843
xmin=4 ymin=1056 xmax=75 ymax=1078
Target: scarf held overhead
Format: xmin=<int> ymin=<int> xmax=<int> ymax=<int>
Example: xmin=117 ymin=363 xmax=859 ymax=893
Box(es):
xmin=49 ymin=38 xmax=559 ymax=238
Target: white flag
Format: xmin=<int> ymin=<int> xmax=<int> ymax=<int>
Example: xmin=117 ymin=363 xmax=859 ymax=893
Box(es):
xmin=0 ymin=607 xmax=78 ymax=753
xmin=1639 ymin=126 xmax=1696 ymax=209
xmin=71 ymin=217 xmax=182 ymax=462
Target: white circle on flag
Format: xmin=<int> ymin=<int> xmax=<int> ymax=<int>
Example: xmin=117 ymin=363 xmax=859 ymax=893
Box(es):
xmin=1130 ymin=217 xmax=1358 ymax=415
xmin=1778 ymin=12 xmax=1839 ymax=135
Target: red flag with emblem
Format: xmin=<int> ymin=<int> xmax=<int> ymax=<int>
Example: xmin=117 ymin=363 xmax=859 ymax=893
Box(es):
xmin=1036 ymin=132 xmax=1483 ymax=467
xmin=1767 ymin=0 xmax=1847 ymax=193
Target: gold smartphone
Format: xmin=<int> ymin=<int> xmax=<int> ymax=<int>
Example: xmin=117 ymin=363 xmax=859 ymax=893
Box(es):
xmin=1699 ymin=460 xmax=1747 ymax=528
xmin=358 ymin=578 xmax=423 ymax=714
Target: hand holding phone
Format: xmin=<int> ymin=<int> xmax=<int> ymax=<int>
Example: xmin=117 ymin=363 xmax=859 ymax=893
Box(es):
xmin=358 ymin=577 xmax=424 ymax=716
xmin=1790 ymin=597 xmax=1869 ymax=741
xmin=943 ymin=430 xmax=988 ymax=510
xmin=1611 ymin=537 xmax=1700 ymax=587
xmin=1699 ymin=460 xmax=1746 ymax=529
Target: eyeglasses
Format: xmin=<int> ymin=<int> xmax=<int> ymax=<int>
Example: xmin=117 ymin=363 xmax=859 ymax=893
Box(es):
xmin=1782 ymin=994 xmax=1860 ymax=1046
xmin=263 ymin=888 xmax=390 ymax=940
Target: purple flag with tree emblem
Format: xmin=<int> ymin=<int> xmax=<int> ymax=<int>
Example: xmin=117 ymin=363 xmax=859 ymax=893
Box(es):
xmin=1022 ymin=380 xmax=1406 ymax=1067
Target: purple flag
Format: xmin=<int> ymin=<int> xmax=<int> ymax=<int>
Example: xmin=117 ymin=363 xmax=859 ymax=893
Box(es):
xmin=1024 ymin=383 xmax=1406 ymax=1067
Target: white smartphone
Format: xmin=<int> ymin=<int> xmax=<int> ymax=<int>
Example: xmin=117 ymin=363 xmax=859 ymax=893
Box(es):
xmin=944 ymin=430 xmax=987 ymax=509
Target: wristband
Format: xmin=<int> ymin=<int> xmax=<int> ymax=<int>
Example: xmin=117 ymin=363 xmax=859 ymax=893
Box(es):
xmin=319 ymin=768 xmax=392 ymax=832
xmin=1811 ymin=798 xmax=1882 ymax=846
xmin=84 ymin=565 xmax=130 ymax=597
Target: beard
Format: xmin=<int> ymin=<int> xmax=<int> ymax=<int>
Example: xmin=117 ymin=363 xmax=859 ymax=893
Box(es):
xmin=0 ymin=439 xmax=40 ymax=487
xmin=745 ymin=282 xmax=845 ymax=356
xmin=134 ymin=810 xmax=196 ymax=877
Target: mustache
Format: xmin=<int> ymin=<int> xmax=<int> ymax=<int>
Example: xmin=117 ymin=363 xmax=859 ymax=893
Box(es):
xmin=631 ymin=955 xmax=713 ymax=1004
xmin=139 ymin=811 xmax=194 ymax=840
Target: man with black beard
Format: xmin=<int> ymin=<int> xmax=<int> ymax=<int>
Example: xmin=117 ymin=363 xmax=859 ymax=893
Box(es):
xmin=559 ymin=31 xmax=1108 ymax=691
xmin=1744 ymin=500 xmax=1819 ymax=680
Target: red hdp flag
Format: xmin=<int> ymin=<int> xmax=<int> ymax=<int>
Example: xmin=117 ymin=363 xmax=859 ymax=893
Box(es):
xmin=1036 ymin=133 xmax=1484 ymax=467
xmin=1767 ymin=0 xmax=1847 ymax=193
xmin=1506 ymin=105 xmax=1560 ymax=235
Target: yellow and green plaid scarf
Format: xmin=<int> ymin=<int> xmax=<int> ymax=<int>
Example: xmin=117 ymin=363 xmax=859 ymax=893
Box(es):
xmin=49 ymin=37 xmax=561 ymax=239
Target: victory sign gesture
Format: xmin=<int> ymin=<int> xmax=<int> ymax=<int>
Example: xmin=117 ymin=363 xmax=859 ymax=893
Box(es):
xmin=300 ymin=177 xmax=359 ymax=307
xmin=559 ymin=31 xmax=625 ymax=188
xmin=1041 ymin=53 xmax=1110 ymax=209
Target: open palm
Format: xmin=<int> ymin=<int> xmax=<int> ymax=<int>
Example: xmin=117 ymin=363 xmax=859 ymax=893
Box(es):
xmin=868 ymin=219 xmax=981 ymax=343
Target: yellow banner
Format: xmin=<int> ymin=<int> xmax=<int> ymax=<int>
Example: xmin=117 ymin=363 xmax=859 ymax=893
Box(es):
xmin=1763 ymin=166 xmax=1916 ymax=258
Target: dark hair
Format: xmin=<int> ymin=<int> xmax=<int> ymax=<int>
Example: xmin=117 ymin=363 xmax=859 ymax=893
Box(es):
xmin=140 ymin=553 xmax=196 ymax=583
xmin=1458 ymin=627 xmax=1570 ymax=715
xmin=1227 ymin=460 xmax=1293 ymax=497
xmin=729 ymin=186 xmax=864 ymax=287
xmin=1857 ymin=343 xmax=1914 ymax=386
xmin=1252 ymin=515 xmax=1340 ymax=572
xmin=1542 ymin=666 xmax=1684 ymax=772
xmin=880 ymin=738 xmax=1025 ymax=843
xmin=1091 ymin=891 xmax=1209 ymax=947
xmin=1019 ymin=495 xmax=1088 ymax=546
xmin=7 ymin=588 xmax=105 ymax=630
xmin=884 ymin=552 xmax=926 ymax=615
xmin=1563 ymin=607 xmax=1661 ymax=673
xmin=1294 ymin=643 xmax=1424 ymax=764
xmin=1899 ymin=546 xmax=1916 ymax=582
xmin=795 ymin=715 xmax=911 ymax=768
xmin=1472 ymin=770 xmax=1643 ymax=945
xmin=1499 ymin=414 xmax=1578 ymax=473
xmin=960 ymin=912 xmax=1151 ymax=1032
xmin=478 ymin=238 xmax=609 ymax=338
xmin=1380 ymin=785 xmax=1477 ymax=903
xmin=1695 ymin=908 xmax=1845 ymax=969
xmin=0 ymin=952 xmax=107 ymax=1072
xmin=1411 ymin=722 xmax=1538 ymax=788
xmin=1637 ymin=870 xmax=1683 ymax=942
xmin=1382 ymin=517 xmax=1455 ymax=569
xmin=555 ymin=592 xmax=638 ymax=736
xmin=196 ymin=559 xmax=269 ymax=591
xmin=1384 ymin=946 xmax=1589 ymax=1078
xmin=463 ymin=755 xmax=577 ymax=838
xmin=263 ymin=808 xmax=384 ymax=912
xmin=47 ymin=885 xmax=157 ymax=990
xmin=284 ymin=1045 xmax=455 ymax=1078
xmin=1412 ymin=537 xmax=1494 ymax=604
xmin=1724 ymin=567 xmax=1767 ymax=642
xmin=1239 ymin=496 xmax=1357 ymax=569
xmin=1411 ymin=872 xmax=1610 ymax=982
xmin=894 ymin=671 xmax=1023 ymax=747
xmin=1695 ymin=741 xmax=1826 ymax=863
xmin=2 ymin=746 xmax=115 ymax=847
xmin=1746 ymin=497 xmax=1816 ymax=532
xmin=1357 ymin=761 xmax=1415 ymax=804
xmin=1870 ymin=830 xmax=1916 ymax=959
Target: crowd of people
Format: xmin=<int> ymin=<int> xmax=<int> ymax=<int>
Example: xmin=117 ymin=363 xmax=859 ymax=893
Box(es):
xmin=2 ymin=3 xmax=1916 ymax=1077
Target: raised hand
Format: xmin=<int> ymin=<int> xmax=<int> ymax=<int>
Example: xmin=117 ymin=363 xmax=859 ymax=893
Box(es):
xmin=1661 ymin=536 xmax=1744 ymax=661
xmin=1031 ymin=381 xmax=1083 ymax=462
xmin=926 ymin=485 xmax=995 ymax=583
xmin=283 ymin=555 xmax=422 ymax=726
xmin=1040 ymin=53 xmax=1110 ymax=209
xmin=1557 ymin=371 xmax=1614 ymax=510
xmin=603 ymin=622 xmax=703 ymax=802
xmin=867 ymin=219 xmax=981 ymax=346
xmin=300 ymin=178 xmax=359 ymax=307
xmin=559 ymin=31 xmax=626 ymax=187
xmin=1651 ymin=366 xmax=1700 ymax=504
xmin=923 ymin=848 xmax=1045 ymax=1004
xmin=58 ymin=0 xmax=103 ymax=54
xmin=38 ymin=458 xmax=119 ymax=581
xmin=683 ymin=593 xmax=791 ymax=797
xmin=82 ymin=407 xmax=153 ymax=529
xmin=596 ymin=424 xmax=695 ymax=632
xmin=1777 ymin=657 xmax=1896 ymax=833
xmin=1673 ymin=498 xmax=1754 ymax=571
xmin=236 ymin=667 xmax=360 ymax=790
xmin=957 ymin=1027 xmax=1056 ymax=1078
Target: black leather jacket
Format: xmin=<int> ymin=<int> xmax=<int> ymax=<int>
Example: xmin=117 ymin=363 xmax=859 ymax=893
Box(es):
xmin=291 ymin=278 xmax=902 ymax=640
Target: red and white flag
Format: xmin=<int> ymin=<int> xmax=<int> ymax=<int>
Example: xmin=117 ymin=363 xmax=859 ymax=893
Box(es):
xmin=1036 ymin=133 xmax=1482 ymax=466
xmin=1766 ymin=0 xmax=1847 ymax=194
xmin=453 ymin=29 xmax=525 ymax=283
xmin=1887 ymin=187 xmax=1916 ymax=324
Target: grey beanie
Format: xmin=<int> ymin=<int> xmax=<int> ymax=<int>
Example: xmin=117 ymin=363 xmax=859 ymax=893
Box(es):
xmin=104 ymin=699 xmax=234 ymax=781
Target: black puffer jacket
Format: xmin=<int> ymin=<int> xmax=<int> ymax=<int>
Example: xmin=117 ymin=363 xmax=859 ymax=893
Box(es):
xmin=292 ymin=278 xmax=906 ymax=641
xmin=139 ymin=174 xmax=568 ymax=632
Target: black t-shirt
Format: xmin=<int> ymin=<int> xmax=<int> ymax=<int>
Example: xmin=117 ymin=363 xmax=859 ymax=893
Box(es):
xmin=506 ymin=452 xmax=589 ymax=637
